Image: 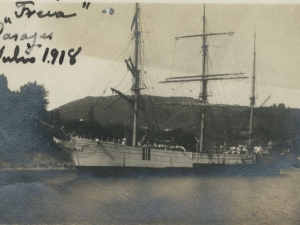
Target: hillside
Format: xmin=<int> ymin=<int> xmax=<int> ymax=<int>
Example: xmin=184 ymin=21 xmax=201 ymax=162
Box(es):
xmin=56 ymin=95 xmax=247 ymax=131
xmin=53 ymin=95 xmax=300 ymax=149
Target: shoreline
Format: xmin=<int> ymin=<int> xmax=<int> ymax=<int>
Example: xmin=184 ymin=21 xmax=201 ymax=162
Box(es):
xmin=0 ymin=162 xmax=74 ymax=171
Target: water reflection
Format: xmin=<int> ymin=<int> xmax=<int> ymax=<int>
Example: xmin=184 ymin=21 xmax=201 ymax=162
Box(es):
xmin=0 ymin=160 xmax=299 ymax=224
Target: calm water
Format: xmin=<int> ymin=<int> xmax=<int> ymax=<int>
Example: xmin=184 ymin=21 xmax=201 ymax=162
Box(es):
xmin=0 ymin=168 xmax=299 ymax=224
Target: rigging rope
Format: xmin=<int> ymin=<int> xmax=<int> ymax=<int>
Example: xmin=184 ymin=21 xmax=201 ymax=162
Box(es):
xmin=161 ymin=106 xmax=186 ymax=128
xmin=97 ymin=89 xmax=132 ymax=116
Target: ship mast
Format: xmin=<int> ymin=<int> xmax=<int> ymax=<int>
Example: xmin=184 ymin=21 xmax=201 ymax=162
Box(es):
xmin=132 ymin=3 xmax=140 ymax=147
xmin=113 ymin=3 xmax=145 ymax=146
xmin=125 ymin=3 xmax=141 ymax=146
xmin=159 ymin=5 xmax=247 ymax=152
xmin=249 ymin=30 xmax=256 ymax=146
xmin=199 ymin=5 xmax=208 ymax=153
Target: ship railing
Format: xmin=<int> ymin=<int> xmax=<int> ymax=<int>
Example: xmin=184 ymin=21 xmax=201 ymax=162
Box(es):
xmin=95 ymin=137 xmax=128 ymax=146
xmin=191 ymin=152 xmax=253 ymax=159
xmin=72 ymin=135 xmax=127 ymax=145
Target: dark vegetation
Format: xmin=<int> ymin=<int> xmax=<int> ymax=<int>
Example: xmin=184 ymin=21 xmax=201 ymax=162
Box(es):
xmin=0 ymin=75 xmax=70 ymax=164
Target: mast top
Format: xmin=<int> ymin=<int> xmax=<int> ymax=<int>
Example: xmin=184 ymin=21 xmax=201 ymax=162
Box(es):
xmin=254 ymin=27 xmax=256 ymax=55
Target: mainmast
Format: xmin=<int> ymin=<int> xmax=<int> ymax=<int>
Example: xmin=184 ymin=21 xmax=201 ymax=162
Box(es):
xmin=249 ymin=30 xmax=256 ymax=145
xmin=199 ymin=5 xmax=207 ymax=153
xmin=159 ymin=5 xmax=246 ymax=152
xmin=132 ymin=3 xmax=140 ymax=147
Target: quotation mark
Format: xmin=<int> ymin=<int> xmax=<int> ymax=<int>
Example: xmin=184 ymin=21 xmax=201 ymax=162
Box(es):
xmin=102 ymin=8 xmax=114 ymax=15
xmin=82 ymin=2 xmax=91 ymax=9
xmin=4 ymin=17 xmax=11 ymax=24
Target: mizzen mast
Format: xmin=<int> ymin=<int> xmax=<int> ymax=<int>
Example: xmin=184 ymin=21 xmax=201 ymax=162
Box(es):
xmin=248 ymin=30 xmax=256 ymax=146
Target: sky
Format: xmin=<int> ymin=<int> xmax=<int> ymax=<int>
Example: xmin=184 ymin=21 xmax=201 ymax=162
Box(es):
xmin=0 ymin=0 xmax=300 ymax=110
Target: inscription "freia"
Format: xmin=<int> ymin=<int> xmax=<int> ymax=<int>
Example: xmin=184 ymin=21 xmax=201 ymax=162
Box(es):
xmin=15 ymin=1 xmax=77 ymax=19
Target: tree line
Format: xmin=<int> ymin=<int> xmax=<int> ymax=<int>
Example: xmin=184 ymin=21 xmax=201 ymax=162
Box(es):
xmin=0 ymin=75 xmax=68 ymax=164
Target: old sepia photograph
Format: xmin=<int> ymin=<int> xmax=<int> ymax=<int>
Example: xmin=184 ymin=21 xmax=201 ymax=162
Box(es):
xmin=0 ymin=0 xmax=299 ymax=224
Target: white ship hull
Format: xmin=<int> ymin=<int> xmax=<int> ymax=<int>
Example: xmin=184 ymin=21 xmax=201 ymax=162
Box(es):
xmin=59 ymin=137 xmax=257 ymax=168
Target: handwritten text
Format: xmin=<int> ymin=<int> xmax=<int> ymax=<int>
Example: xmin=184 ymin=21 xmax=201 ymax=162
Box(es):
xmin=15 ymin=1 xmax=77 ymax=19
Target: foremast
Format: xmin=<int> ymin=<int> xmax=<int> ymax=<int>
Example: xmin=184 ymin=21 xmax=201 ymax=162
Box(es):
xmin=159 ymin=5 xmax=246 ymax=152
xmin=124 ymin=3 xmax=144 ymax=147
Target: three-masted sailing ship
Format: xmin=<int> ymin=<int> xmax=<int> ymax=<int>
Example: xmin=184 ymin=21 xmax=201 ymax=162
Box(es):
xmin=57 ymin=3 xmax=259 ymax=168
